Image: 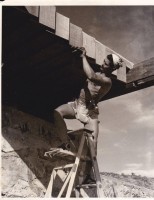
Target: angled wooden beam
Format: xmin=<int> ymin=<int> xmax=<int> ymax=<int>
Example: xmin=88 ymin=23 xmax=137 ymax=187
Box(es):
xmin=69 ymin=23 xmax=83 ymax=47
xmin=83 ymin=32 xmax=95 ymax=59
xmin=56 ymin=13 xmax=70 ymax=40
xmin=127 ymin=57 xmax=154 ymax=83
xmin=25 ymin=6 xmax=39 ymax=17
xmin=39 ymin=6 xmax=56 ymax=29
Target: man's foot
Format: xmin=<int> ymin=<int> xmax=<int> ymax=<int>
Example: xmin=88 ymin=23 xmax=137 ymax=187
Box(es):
xmin=57 ymin=143 xmax=71 ymax=151
xmin=82 ymin=174 xmax=96 ymax=185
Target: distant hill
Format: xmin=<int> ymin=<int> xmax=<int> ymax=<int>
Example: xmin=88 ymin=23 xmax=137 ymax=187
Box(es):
xmin=100 ymin=172 xmax=154 ymax=197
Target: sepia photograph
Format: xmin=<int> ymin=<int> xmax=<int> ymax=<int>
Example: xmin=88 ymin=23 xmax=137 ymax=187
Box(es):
xmin=1 ymin=3 xmax=154 ymax=198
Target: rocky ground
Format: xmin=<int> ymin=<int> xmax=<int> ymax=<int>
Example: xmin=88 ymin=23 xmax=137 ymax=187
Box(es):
xmin=100 ymin=172 xmax=154 ymax=197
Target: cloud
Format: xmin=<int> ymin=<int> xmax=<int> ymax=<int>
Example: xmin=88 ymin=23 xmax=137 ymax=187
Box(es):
xmin=125 ymin=163 xmax=143 ymax=170
xmin=134 ymin=112 xmax=154 ymax=128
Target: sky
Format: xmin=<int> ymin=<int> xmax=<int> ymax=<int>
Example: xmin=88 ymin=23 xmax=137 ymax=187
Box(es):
xmin=57 ymin=6 xmax=154 ymax=177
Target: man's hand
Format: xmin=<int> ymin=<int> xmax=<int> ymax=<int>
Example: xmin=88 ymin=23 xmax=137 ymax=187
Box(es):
xmin=71 ymin=46 xmax=87 ymax=57
xmin=80 ymin=47 xmax=86 ymax=57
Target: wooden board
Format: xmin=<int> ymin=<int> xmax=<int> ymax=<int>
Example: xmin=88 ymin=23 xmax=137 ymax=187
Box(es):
xmin=83 ymin=32 xmax=95 ymax=59
xmin=56 ymin=12 xmax=70 ymax=40
xmin=25 ymin=6 xmax=39 ymax=17
xmin=117 ymin=63 xmax=126 ymax=82
xmin=127 ymin=57 xmax=154 ymax=83
xmin=39 ymin=6 xmax=56 ymax=29
xmin=69 ymin=23 xmax=83 ymax=47
xmin=95 ymin=40 xmax=106 ymax=65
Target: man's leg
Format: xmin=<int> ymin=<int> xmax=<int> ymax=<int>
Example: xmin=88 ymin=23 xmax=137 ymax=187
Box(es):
xmin=54 ymin=104 xmax=75 ymax=145
xmin=84 ymin=119 xmax=99 ymax=155
xmin=82 ymin=119 xmax=99 ymax=183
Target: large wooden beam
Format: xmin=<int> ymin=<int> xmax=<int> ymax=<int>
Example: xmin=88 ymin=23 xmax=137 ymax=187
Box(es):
xmin=127 ymin=57 xmax=154 ymax=83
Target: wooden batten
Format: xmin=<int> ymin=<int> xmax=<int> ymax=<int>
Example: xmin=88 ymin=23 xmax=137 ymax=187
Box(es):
xmin=25 ymin=6 xmax=39 ymax=17
xmin=69 ymin=23 xmax=83 ymax=47
xmin=95 ymin=40 xmax=106 ymax=66
xmin=82 ymin=32 xmax=96 ymax=59
xmin=117 ymin=64 xmax=127 ymax=82
xmin=127 ymin=57 xmax=154 ymax=83
xmin=56 ymin=13 xmax=70 ymax=40
xmin=39 ymin=6 xmax=56 ymax=29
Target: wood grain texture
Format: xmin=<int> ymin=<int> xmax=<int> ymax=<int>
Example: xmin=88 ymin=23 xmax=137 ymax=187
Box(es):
xmin=69 ymin=23 xmax=83 ymax=47
xmin=82 ymin=32 xmax=95 ymax=59
xmin=127 ymin=57 xmax=154 ymax=83
xmin=56 ymin=12 xmax=70 ymax=40
xmin=25 ymin=6 xmax=39 ymax=17
xmin=39 ymin=6 xmax=56 ymax=29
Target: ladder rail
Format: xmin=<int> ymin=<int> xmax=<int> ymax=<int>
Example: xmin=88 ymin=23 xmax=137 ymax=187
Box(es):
xmin=45 ymin=128 xmax=105 ymax=197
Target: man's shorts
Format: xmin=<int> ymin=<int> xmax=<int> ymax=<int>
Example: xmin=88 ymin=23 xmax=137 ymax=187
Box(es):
xmin=68 ymin=100 xmax=99 ymax=124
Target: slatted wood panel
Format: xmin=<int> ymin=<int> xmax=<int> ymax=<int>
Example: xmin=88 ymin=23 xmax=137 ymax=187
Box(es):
xmin=127 ymin=57 xmax=154 ymax=83
xmin=25 ymin=6 xmax=39 ymax=17
xmin=39 ymin=6 xmax=56 ymax=29
xmin=83 ymin=32 xmax=95 ymax=59
xmin=69 ymin=23 xmax=83 ymax=47
xmin=56 ymin=12 xmax=70 ymax=40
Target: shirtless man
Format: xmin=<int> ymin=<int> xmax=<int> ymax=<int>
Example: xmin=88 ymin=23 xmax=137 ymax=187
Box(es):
xmin=53 ymin=47 xmax=123 ymax=153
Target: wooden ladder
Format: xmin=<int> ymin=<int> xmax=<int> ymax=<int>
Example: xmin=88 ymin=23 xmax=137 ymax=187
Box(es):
xmin=44 ymin=128 xmax=105 ymax=198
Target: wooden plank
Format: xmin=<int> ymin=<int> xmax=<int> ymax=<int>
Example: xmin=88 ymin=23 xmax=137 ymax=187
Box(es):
xmin=80 ymin=188 xmax=89 ymax=197
xmin=69 ymin=23 xmax=83 ymax=47
xmin=127 ymin=57 xmax=154 ymax=83
xmin=25 ymin=6 xmax=39 ymax=17
xmin=117 ymin=63 xmax=127 ymax=82
xmin=45 ymin=170 xmax=56 ymax=197
xmin=83 ymin=32 xmax=95 ymax=59
xmin=95 ymin=40 xmax=106 ymax=65
xmin=126 ymin=75 xmax=154 ymax=89
xmin=87 ymin=135 xmax=105 ymax=197
xmin=57 ymin=169 xmax=72 ymax=197
xmin=39 ymin=6 xmax=56 ymax=29
xmin=56 ymin=12 xmax=70 ymax=40
xmin=66 ymin=135 xmax=86 ymax=197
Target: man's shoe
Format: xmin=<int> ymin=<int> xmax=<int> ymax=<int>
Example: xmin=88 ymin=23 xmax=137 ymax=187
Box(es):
xmin=82 ymin=174 xmax=96 ymax=185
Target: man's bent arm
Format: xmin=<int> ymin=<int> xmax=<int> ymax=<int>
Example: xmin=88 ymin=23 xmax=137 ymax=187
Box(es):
xmin=82 ymin=55 xmax=111 ymax=86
